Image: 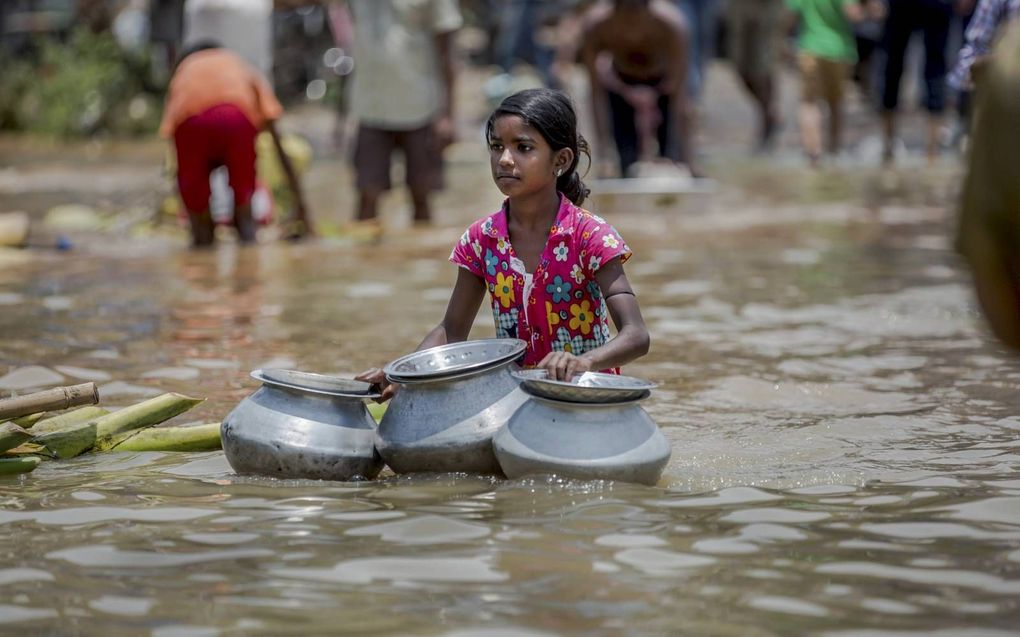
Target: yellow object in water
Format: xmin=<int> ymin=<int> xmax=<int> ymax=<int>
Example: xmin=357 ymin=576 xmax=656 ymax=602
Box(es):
xmin=256 ymin=132 xmax=312 ymax=213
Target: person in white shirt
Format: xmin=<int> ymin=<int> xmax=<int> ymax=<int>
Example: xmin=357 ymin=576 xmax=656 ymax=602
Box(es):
xmin=345 ymin=0 xmax=462 ymax=227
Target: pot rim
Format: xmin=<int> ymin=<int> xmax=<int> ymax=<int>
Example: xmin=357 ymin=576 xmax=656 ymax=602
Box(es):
xmin=251 ymin=368 xmax=381 ymax=399
xmin=386 ymin=359 xmax=523 ymax=385
xmin=523 ymin=391 xmax=652 ymax=407
xmin=383 ymin=338 xmax=526 ymax=382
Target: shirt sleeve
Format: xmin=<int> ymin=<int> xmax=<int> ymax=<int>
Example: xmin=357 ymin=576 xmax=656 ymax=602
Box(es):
xmin=430 ymin=0 xmax=463 ymax=34
xmin=449 ymin=224 xmax=484 ymax=277
xmin=580 ymin=218 xmax=632 ymax=280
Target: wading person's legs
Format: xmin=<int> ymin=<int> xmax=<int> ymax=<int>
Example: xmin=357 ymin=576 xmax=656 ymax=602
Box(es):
xmin=221 ymin=112 xmax=259 ymax=244
xmin=174 ymin=118 xmax=216 ymax=248
xmin=797 ymin=53 xmax=823 ymax=164
xmin=921 ymin=0 xmax=952 ymax=162
xmin=400 ymin=124 xmax=443 ymax=224
xmin=880 ymin=1 xmax=914 ymax=162
xmin=354 ymin=126 xmax=395 ymax=222
xmin=822 ymin=58 xmax=848 ymax=156
xmin=607 ymin=89 xmax=639 ymax=176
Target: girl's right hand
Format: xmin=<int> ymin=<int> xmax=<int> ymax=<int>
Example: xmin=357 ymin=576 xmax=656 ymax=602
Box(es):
xmin=355 ymin=368 xmax=396 ymax=403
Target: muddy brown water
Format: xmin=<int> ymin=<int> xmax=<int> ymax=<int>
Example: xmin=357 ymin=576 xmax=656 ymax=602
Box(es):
xmin=1 ymin=160 xmax=1019 ymax=636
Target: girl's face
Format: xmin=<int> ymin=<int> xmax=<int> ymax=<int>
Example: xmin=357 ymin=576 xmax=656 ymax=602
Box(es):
xmin=488 ymin=115 xmax=571 ymax=200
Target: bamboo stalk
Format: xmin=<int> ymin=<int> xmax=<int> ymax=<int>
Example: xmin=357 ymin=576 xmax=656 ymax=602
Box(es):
xmin=0 ymin=423 xmax=32 ymax=453
xmin=30 ymin=406 xmax=109 ymax=436
xmin=0 ymin=457 xmax=40 ymax=476
xmin=92 ymin=393 xmax=204 ymax=451
xmin=108 ymin=423 xmax=222 ymax=452
xmin=0 ymin=383 xmax=99 ymax=421
xmin=33 ymin=423 xmax=97 ymax=459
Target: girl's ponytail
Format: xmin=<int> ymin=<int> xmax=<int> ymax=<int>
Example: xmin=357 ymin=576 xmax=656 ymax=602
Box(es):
xmin=558 ymin=172 xmax=589 ymax=206
xmin=558 ymin=132 xmax=591 ymax=206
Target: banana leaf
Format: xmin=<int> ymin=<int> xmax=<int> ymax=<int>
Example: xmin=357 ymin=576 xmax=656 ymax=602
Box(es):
xmin=0 ymin=456 xmax=40 ymax=476
xmin=0 ymin=422 xmax=32 ymax=453
xmin=31 ymin=406 xmax=109 ymax=436
xmin=34 ymin=423 xmax=97 ymax=459
xmin=11 ymin=412 xmax=45 ymax=429
xmin=108 ymin=423 xmax=222 ymax=452
xmin=92 ymin=393 xmax=204 ymax=451
xmin=368 ymin=402 xmax=388 ymax=422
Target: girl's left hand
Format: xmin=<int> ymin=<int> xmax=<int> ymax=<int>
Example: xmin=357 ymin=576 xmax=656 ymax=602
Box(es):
xmin=538 ymin=352 xmax=593 ymax=382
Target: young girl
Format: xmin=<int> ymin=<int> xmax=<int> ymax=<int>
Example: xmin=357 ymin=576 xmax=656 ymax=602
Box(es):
xmin=358 ymin=88 xmax=649 ymax=400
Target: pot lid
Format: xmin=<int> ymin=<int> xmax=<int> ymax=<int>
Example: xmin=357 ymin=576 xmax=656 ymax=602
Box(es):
xmin=383 ymin=338 xmax=526 ymax=382
xmin=512 ymin=369 xmax=656 ymax=404
xmin=252 ymin=369 xmax=381 ymax=399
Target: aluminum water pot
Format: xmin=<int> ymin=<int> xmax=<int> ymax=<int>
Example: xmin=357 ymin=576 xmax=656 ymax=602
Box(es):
xmin=493 ymin=396 xmax=672 ymax=486
xmin=221 ymin=370 xmax=383 ymax=481
xmin=376 ymin=364 xmax=528 ymax=475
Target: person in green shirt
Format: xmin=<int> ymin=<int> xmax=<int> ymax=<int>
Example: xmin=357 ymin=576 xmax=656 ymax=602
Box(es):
xmin=786 ymin=0 xmax=874 ymax=164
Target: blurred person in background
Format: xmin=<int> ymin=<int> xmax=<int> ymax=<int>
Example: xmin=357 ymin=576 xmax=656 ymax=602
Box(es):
xmin=956 ymin=23 xmax=1020 ymax=349
xmin=851 ymin=0 xmax=886 ymax=102
xmin=726 ymin=0 xmax=785 ymax=151
xmin=493 ymin=0 xmax=549 ymax=79
xmin=948 ymin=0 xmax=1020 ymax=103
xmin=160 ymin=42 xmax=310 ymax=247
xmin=580 ymin=0 xmax=700 ymax=177
xmin=344 ymin=0 xmax=462 ymax=229
xmin=674 ymin=0 xmax=721 ymax=101
xmin=149 ymin=0 xmax=185 ymax=81
xmin=879 ymin=0 xmax=954 ymax=163
xmin=786 ymin=0 xmax=877 ymax=164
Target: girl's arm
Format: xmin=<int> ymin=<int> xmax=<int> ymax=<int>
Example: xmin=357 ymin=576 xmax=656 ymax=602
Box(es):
xmin=356 ymin=268 xmax=486 ymax=401
xmin=538 ymin=258 xmax=650 ymax=381
xmin=417 ymin=268 xmax=487 ymax=350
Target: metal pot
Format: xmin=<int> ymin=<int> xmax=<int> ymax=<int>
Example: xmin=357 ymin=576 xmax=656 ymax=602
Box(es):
xmin=221 ymin=369 xmax=383 ymax=481
xmin=376 ymin=358 xmax=528 ymax=475
xmin=493 ymin=396 xmax=672 ymax=486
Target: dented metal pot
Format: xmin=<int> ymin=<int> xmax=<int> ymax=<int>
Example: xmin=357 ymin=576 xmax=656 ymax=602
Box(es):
xmin=221 ymin=369 xmax=383 ymax=481
xmin=376 ymin=339 xmax=528 ymax=475
xmin=493 ymin=394 xmax=671 ymax=486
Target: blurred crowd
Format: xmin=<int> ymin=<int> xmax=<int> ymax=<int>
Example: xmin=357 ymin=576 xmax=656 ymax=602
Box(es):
xmin=3 ymin=0 xmax=1019 ymax=345
xmin=2 ymin=1 xmax=1014 ymax=165
xmin=3 ymin=2 xmax=1019 ymax=225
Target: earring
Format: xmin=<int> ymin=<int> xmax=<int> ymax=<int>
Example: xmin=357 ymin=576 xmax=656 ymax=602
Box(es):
xmin=556 ymin=169 xmax=563 ymax=177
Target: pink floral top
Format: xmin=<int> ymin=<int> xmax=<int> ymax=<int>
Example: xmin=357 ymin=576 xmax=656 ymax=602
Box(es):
xmin=450 ymin=194 xmax=632 ymax=370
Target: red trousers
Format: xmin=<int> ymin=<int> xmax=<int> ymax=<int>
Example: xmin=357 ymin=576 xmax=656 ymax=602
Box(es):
xmin=173 ymin=103 xmax=258 ymax=213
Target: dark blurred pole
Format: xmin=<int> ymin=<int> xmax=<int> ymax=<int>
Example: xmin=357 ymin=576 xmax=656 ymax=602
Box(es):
xmin=150 ymin=0 xmax=185 ymax=73
xmin=77 ymin=0 xmax=113 ymax=33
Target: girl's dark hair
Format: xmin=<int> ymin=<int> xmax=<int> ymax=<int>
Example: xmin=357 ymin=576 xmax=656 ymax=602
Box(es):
xmin=485 ymin=88 xmax=591 ymax=206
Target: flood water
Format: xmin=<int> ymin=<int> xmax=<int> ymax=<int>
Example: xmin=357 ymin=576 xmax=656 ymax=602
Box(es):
xmin=2 ymin=159 xmax=1019 ymax=636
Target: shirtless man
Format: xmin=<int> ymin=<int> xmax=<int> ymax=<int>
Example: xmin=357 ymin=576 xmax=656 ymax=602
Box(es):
xmin=580 ymin=0 xmax=698 ymax=178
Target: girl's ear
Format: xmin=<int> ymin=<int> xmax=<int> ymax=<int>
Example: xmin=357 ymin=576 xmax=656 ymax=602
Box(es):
xmin=554 ymin=148 xmax=575 ymax=174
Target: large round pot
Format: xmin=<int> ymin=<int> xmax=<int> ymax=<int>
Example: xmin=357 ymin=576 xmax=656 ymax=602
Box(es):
xmin=493 ymin=396 xmax=671 ymax=486
xmin=221 ymin=370 xmax=383 ymax=481
xmin=376 ymin=361 xmax=528 ymax=475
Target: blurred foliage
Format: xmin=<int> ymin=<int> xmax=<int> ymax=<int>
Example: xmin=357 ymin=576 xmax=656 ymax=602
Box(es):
xmin=0 ymin=27 xmax=161 ymax=138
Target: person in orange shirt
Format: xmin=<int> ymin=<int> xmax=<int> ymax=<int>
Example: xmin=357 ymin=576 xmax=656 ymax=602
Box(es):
xmin=159 ymin=42 xmax=310 ymax=247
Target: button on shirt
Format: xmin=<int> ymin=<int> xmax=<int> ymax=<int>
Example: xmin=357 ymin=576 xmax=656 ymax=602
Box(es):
xmin=348 ymin=0 xmax=462 ymax=130
xmin=450 ymin=195 xmax=633 ymax=371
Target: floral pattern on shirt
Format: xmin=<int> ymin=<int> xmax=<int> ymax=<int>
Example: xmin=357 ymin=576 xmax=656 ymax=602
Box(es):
xmin=450 ymin=194 xmax=632 ymax=370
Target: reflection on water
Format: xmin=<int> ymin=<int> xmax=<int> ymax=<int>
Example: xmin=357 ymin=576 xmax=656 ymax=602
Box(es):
xmin=1 ymin=169 xmax=1019 ymax=635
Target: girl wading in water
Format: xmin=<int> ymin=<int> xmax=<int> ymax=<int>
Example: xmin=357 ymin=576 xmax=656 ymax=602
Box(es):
xmin=359 ymin=89 xmax=649 ymax=400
